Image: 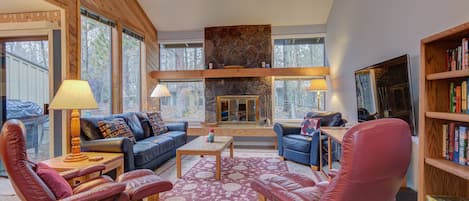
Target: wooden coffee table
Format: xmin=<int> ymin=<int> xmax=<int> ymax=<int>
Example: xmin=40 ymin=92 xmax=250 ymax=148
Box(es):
xmin=176 ymin=136 xmax=234 ymax=180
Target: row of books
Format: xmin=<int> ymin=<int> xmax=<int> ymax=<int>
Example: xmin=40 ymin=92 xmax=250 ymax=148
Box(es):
xmin=449 ymin=80 xmax=469 ymax=113
xmin=442 ymin=123 xmax=469 ymax=165
xmin=446 ymin=38 xmax=469 ymax=71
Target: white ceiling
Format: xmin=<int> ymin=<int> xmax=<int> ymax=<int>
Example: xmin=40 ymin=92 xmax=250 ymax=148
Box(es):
xmin=0 ymin=0 xmax=59 ymax=13
xmin=138 ymin=0 xmax=333 ymax=31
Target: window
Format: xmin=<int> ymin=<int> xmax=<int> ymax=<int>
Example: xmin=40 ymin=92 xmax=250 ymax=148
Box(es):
xmin=274 ymin=79 xmax=325 ymax=120
xmin=160 ymin=43 xmax=204 ymax=71
xmin=122 ymin=30 xmax=142 ymax=112
xmin=80 ymin=12 xmax=113 ymax=116
xmin=159 ymin=81 xmax=205 ymax=121
xmin=273 ymin=37 xmax=325 ymax=68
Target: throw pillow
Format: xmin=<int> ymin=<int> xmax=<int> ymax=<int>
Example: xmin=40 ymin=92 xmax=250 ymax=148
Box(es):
xmin=36 ymin=162 xmax=73 ymax=199
xmin=300 ymin=118 xmax=321 ymax=136
xmin=147 ymin=111 xmax=168 ymax=135
xmin=98 ymin=118 xmax=136 ymax=144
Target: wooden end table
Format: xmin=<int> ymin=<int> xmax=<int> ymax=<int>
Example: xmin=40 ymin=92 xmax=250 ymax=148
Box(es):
xmin=176 ymin=136 xmax=234 ymax=180
xmin=41 ymin=152 xmax=124 ymax=180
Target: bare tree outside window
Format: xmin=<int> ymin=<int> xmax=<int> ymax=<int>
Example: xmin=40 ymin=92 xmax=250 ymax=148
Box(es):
xmin=80 ymin=15 xmax=112 ymax=116
xmin=159 ymin=81 xmax=205 ymax=121
xmin=273 ymin=37 xmax=326 ymax=119
xmin=122 ymin=32 xmax=141 ymax=112
xmin=160 ymin=43 xmax=204 ymax=71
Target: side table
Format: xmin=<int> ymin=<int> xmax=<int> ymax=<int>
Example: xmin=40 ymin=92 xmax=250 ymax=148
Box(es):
xmin=41 ymin=152 xmax=124 ymax=179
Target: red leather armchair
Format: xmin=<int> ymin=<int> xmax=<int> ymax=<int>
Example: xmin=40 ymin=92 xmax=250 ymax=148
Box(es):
xmin=0 ymin=119 xmax=127 ymax=201
xmin=252 ymin=118 xmax=412 ymax=201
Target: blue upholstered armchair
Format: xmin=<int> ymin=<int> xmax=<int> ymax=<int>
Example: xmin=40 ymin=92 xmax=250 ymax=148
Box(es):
xmin=275 ymin=112 xmax=346 ymax=170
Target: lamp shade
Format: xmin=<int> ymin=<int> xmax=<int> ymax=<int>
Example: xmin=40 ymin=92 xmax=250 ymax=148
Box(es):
xmin=309 ymin=79 xmax=328 ymax=91
xmin=150 ymin=84 xmax=171 ymax=97
xmin=49 ymin=80 xmax=98 ymax=110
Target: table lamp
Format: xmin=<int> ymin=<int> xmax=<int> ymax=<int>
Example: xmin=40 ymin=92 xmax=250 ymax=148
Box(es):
xmin=150 ymin=84 xmax=171 ymax=98
xmin=49 ymin=80 xmax=98 ymax=162
xmin=309 ymin=79 xmax=328 ymax=111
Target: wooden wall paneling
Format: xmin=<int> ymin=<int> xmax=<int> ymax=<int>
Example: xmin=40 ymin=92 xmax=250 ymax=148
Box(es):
xmin=112 ymin=22 xmax=123 ymax=114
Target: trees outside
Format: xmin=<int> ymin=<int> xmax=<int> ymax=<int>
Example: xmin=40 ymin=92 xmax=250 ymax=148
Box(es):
xmin=80 ymin=15 xmax=112 ymax=116
xmin=160 ymin=44 xmax=204 ymax=71
xmin=6 ymin=41 xmax=48 ymax=68
xmin=273 ymin=38 xmax=326 ymax=119
xmin=160 ymin=81 xmax=205 ymax=121
xmin=122 ymin=33 xmax=141 ymax=112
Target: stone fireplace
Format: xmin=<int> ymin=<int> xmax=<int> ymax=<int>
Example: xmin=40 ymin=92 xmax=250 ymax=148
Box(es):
xmin=216 ymin=95 xmax=260 ymax=124
xmin=203 ymin=25 xmax=273 ymax=124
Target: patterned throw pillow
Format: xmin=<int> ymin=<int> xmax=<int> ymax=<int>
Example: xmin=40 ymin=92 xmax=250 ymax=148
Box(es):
xmin=98 ymin=118 xmax=136 ymax=144
xmin=147 ymin=112 xmax=168 ymax=135
xmin=300 ymin=118 xmax=321 ymax=136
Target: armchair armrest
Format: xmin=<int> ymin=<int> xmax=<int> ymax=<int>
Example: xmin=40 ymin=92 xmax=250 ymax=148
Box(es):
xmin=81 ymin=137 xmax=132 ymax=153
xmin=166 ymin=121 xmax=188 ymax=132
xmin=60 ymin=182 xmax=126 ymax=201
xmin=274 ymin=123 xmax=302 ymax=156
xmin=60 ymin=165 xmax=106 ymax=181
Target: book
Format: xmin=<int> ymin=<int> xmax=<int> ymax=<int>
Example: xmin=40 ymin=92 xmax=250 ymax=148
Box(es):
xmin=456 ymin=86 xmax=462 ymax=113
xmin=450 ymin=82 xmax=455 ymax=113
xmin=459 ymin=126 xmax=467 ymax=165
xmin=463 ymin=81 xmax=467 ymax=113
xmin=454 ymin=126 xmax=460 ymax=163
xmin=427 ymin=195 xmax=469 ymax=201
xmin=443 ymin=124 xmax=448 ymax=159
xmin=449 ymin=123 xmax=456 ymax=161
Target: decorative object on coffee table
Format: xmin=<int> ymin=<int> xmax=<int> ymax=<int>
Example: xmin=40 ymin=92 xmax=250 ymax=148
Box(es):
xmin=207 ymin=128 xmax=215 ymax=143
xmin=49 ymin=80 xmax=98 ymax=162
xmin=309 ymin=78 xmax=328 ymax=111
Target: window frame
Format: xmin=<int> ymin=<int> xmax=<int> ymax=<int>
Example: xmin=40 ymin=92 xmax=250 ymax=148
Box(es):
xmin=271 ymin=33 xmax=327 ymax=68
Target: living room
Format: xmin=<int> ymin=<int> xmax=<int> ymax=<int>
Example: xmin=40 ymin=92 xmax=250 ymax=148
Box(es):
xmin=0 ymin=0 xmax=468 ymax=201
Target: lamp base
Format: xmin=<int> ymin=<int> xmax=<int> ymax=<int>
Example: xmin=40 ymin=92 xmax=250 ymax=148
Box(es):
xmin=63 ymin=152 xmax=89 ymax=162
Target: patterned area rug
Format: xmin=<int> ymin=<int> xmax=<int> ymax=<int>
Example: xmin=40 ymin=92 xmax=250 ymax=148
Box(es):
xmin=161 ymin=157 xmax=295 ymax=201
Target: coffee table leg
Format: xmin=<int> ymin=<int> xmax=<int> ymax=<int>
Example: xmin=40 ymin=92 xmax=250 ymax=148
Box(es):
xmin=230 ymin=142 xmax=234 ymax=159
xmin=216 ymin=153 xmax=221 ymax=180
xmin=176 ymin=152 xmax=181 ymax=178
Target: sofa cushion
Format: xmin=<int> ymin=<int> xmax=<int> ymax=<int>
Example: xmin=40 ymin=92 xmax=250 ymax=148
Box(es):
xmin=98 ymin=118 xmax=136 ymax=144
xmin=134 ymin=112 xmax=152 ymax=138
xmin=283 ymin=135 xmax=311 ymax=153
xmin=147 ymin=112 xmax=168 ymax=135
xmin=114 ymin=113 xmax=145 ymax=141
xmin=81 ymin=116 xmax=114 ymax=140
xmin=300 ymin=118 xmax=321 ymax=136
xmin=161 ymin=131 xmax=186 ymax=147
xmin=133 ymin=136 xmax=175 ymax=166
xmin=305 ymin=112 xmax=345 ymax=127
xmin=142 ymin=135 xmax=175 ymax=153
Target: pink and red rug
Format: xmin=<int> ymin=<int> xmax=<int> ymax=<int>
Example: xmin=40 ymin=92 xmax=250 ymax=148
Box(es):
xmin=160 ymin=157 xmax=323 ymax=201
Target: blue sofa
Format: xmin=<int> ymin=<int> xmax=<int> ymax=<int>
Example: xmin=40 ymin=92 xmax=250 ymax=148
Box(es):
xmin=79 ymin=112 xmax=187 ymax=172
xmin=275 ymin=112 xmax=346 ymax=170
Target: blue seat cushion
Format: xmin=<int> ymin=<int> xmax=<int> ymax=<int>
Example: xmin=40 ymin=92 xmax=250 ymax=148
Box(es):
xmin=283 ymin=135 xmax=311 ymax=153
xmin=133 ymin=136 xmax=175 ymax=166
xmin=161 ymin=131 xmax=186 ymax=147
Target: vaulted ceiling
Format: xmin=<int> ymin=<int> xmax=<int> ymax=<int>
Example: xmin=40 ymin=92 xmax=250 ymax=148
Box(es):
xmin=138 ymin=0 xmax=333 ymax=31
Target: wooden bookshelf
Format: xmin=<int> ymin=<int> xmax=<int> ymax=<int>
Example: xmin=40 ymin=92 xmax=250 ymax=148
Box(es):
xmin=419 ymin=22 xmax=469 ymax=201
xmin=149 ymin=67 xmax=330 ymax=79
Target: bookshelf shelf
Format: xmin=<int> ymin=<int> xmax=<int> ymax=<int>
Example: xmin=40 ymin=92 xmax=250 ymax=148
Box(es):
xmin=427 ymin=69 xmax=469 ymax=80
xmin=425 ymin=157 xmax=469 ymax=180
xmin=419 ymin=22 xmax=469 ymax=201
xmin=425 ymin=112 xmax=469 ymax=122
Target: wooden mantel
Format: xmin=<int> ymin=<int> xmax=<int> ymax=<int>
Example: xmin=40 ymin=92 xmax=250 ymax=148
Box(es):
xmin=150 ymin=67 xmax=330 ymax=79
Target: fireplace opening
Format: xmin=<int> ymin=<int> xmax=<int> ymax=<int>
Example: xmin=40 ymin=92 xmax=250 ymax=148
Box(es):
xmin=216 ymin=95 xmax=259 ymax=124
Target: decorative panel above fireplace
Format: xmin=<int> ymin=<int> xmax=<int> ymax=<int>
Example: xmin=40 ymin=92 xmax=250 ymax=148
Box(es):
xmin=217 ymin=95 xmax=259 ymax=124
